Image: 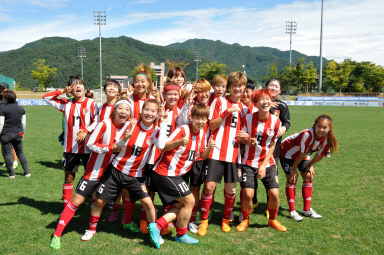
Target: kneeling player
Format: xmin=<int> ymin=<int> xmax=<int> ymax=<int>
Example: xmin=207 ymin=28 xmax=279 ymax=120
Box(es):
xmin=236 ymin=88 xmax=287 ymax=232
xmin=50 ymin=100 xmax=131 ymax=249
xmin=149 ymin=104 xmax=215 ymax=246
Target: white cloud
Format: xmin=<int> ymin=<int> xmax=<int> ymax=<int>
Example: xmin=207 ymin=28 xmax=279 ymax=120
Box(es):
xmin=25 ymin=0 xmax=71 ymax=9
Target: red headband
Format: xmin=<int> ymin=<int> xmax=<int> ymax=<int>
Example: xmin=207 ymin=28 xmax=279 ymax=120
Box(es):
xmin=163 ymin=85 xmax=180 ymax=92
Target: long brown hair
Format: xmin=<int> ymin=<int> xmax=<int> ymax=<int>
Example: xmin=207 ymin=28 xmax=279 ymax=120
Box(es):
xmin=313 ymin=114 xmax=339 ymax=154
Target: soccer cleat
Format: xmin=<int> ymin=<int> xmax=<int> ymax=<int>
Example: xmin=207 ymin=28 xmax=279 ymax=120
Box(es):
xmin=140 ymin=219 xmax=149 ymax=234
xmin=229 ymin=211 xmax=235 ymax=223
xmin=50 ymin=235 xmax=61 ymax=250
xmin=303 ymin=208 xmax=322 ymax=219
xmin=108 ymin=210 xmax=119 ymax=222
xmin=159 ymin=235 xmax=164 ymax=245
xmin=81 ymin=230 xmax=96 ymax=241
xmin=123 ymin=222 xmax=140 ymax=232
xmin=290 ymin=211 xmax=303 ymax=222
xmin=236 ymin=219 xmax=250 ymax=232
xmin=221 ymin=218 xmax=231 ymax=232
xmin=268 ymin=219 xmax=287 ymax=232
xmin=168 ymin=222 xmax=175 ymax=228
xmin=265 ymin=209 xmax=269 ymax=219
xmin=188 ymin=222 xmax=198 ymax=234
xmin=160 ymin=223 xmax=170 ymax=235
xmin=0 ymin=162 xmax=6 ymax=169
xmin=13 ymin=162 xmax=18 ymax=169
xmin=238 ymin=213 xmax=243 ymax=223
xmin=175 ymin=234 xmax=199 ymax=245
xmin=147 ymin=223 xmax=161 ymax=249
xmin=8 ymin=175 xmax=15 ymax=179
xmin=253 ymin=201 xmax=260 ymax=209
xmin=25 ymin=173 xmax=31 ymax=177
xmin=197 ymin=219 xmax=208 ymax=236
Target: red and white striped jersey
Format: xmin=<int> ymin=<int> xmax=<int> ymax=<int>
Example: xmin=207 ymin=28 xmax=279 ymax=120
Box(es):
xmin=112 ymin=121 xmax=166 ymax=177
xmin=98 ymin=103 xmax=114 ymax=121
xmin=84 ymin=119 xmax=128 ymax=181
xmin=244 ymin=103 xmax=258 ymax=115
xmin=280 ymin=128 xmax=330 ymax=160
xmin=241 ymin=112 xmax=281 ymax=168
xmin=43 ymin=90 xmax=97 ymax=154
xmin=154 ymin=124 xmax=206 ymax=176
xmin=208 ymin=96 xmax=247 ymax=163
xmin=129 ymin=94 xmax=154 ymax=120
xmin=207 ymin=92 xmax=216 ymax=106
xmin=147 ymin=106 xmax=182 ymax=165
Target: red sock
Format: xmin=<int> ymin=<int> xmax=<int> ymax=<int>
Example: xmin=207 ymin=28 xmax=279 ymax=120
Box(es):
xmin=54 ymin=201 xmax=78 ymax=237
xmin=223 ymin=192 xmax=236 ymax=219
xmin=89 ymin=214 xmax=100 ymax=232
xmin=241 ymin=209 xmax=251 ymax=220
xmin=62 ymin=184 xmax=73 ymax=204
xmin=302 ymin=182 xmax=313 ymax=211
xmin=164 ymin=205 xmax=172 ymax=213
xmin=285 ymin=183 xmax=296 ymax=212
xmin=268 ymin=208 xmax=278 ymax=220
xmin=190 ymin=206 xmax=198 ymax=223
xmin=155 ymin=216 xmax=168 ymax=231
xmin=200 ymin=193 xmax=213 ymax=220
xmin=123 ymin=197 xmax=135 ymax=224
xmin=176 ymin=227 xmax=188 ymax=238
xmin=140 ymin=206 xmax=147 ymax=221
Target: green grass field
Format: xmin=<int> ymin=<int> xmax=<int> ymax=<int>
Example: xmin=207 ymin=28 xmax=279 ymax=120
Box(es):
xmin=0 ymin=106 xmax=383 ymax=255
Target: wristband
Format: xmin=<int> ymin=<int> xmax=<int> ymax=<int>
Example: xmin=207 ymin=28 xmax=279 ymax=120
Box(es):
xmin=220 ymin=109 xmax=231 ymax=119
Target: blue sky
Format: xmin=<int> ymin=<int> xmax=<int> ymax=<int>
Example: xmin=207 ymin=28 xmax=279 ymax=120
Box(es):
xmin=1 ymin=0 xmax=383 ymax=65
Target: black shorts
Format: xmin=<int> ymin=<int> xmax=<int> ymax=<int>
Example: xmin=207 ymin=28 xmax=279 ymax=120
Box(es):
xmin=183 ymin=160 xmax=207 ymax=187
xmin=75 ymin=177 xmax=100 ymax=198
xmin=240 ymin=164 xmax=279 ymax=190
xmin=280 ymin=157 xmax=310 ymax=174
xmin=96 ymin=167 xmax=149 ymax=204
xmin=205 ymin=159 xmax=240 ymax=183
xmin=150 ymin=171 xmax=192 ymax=206
xmin=62 ymin=152 xmax=90 ymax=172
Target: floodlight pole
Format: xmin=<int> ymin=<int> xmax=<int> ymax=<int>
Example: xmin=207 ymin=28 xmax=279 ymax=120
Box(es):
xmin=77 ymin=46 xmax=86 ymax=80
xmin=286 ymin=20 xmax=297 ymax=67
xmin=194 ymin=52 xmax=201 ymax=81
xmin=94 ymin=11 xmax=106 ymax=103
xmin=318 ymin=0 xmax=324 ymax=93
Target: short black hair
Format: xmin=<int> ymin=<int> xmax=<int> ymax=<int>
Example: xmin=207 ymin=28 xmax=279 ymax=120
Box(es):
xmin=104 ymin=79 xmax=122 ymax=93
xmin=246 ymin=79 xmax=256 ymax=90
xmin=265 ymin=78 xmax=281 ymax=87
xmin=3 ymin=90 xmax=17 ymax=103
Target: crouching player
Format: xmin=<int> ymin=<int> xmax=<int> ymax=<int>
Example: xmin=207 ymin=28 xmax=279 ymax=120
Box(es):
xmin=149 ymin=104 xmax=215 ymax=247
xmin=236 ymin=88 xmax=287 ymax=232
xmin=50 ymin=100 xmax=131 ymax=249
xmin=80 ymin=99 xmax=168 ymax=248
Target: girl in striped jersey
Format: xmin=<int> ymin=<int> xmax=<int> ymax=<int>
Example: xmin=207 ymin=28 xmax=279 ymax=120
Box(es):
xmin=236 ymin=88 xmax=286 ymax=233
xmin=129 ymin=64 xmax=160 ymax=120
xmin=198 ymin=72 xmax=248 ymax=236
xmin=81 ymin=99 xmax=167 ymax=248
xmin=43 ymin=77 xmax=97 ymax=206
xmin=50 ymin=100 xmax=131 ymax=250
xmin=150 ymin=104 xmax=215 ymax=246
xmin=280 ymin=114 xmax=338 ymax=221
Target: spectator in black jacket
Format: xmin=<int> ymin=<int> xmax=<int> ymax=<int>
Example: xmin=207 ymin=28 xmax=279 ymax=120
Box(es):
xmin=0 ymin=90 xmax=30 ymax=178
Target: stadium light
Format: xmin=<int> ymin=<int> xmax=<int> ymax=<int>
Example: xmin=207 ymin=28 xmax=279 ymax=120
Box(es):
xmin=318 ymin=0 xmax=324 ymax=93
xmin=193 ymin=52 xmax=201 ymax=81
xmin=94 ymin=11 xmax=106 ymax=103
xmin=286 ymin=20 xmax=297 ymax=67
xmin=77 ymin=46 xmax=86 ymax=80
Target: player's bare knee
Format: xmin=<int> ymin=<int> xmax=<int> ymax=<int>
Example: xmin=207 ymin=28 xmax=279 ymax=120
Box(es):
xmin=224 ymin=183 xmax=236 ymax=194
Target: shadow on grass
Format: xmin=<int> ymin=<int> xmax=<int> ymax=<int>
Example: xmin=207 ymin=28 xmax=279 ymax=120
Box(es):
xmin=36 ymin=160 xmax=63 ymax=170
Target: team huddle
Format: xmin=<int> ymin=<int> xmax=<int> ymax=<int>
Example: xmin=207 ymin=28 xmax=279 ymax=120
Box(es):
xmin=43 ymin=65 xmax=339 ymax=250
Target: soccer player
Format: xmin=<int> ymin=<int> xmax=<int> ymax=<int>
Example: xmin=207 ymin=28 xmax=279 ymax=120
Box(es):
xmin=236 ymin=88 xmax=287 ymax=232
xmin=209 ymin=75 xmax=227 ymax=105
xmin=281 ymin=114 xmax=338 ymax=221
xmin=43 ymin=77 xmax=97 ymax=206
xmin=129 ymin=65 xmax=159 ymax=119
xmin=80 ymin=99 xmax=167 ymax=248
xmin=252 ymin=78 xmax=291 ymax=212
xmin=49 ymin=100 xmax=131 ymax=250
xmin=198 ymin=71 xmax=247 ymax=236
xmin=149 ymin=104 xmax=215 ymax=246
xmin=241 ymin=79 xmax=258 ymax=114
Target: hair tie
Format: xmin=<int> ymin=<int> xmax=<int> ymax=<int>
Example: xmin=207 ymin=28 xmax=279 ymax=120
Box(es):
xmin=163 ymin=85 xmax=180 ymax=92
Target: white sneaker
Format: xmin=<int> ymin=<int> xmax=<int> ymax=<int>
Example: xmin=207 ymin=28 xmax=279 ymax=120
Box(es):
xmin=188 ymin=222 xmax=198 ymax=234
xmin=303 ymin=208 xmax=322 ymax=219
xmin=13 ymin=162 xmax=18 ymax=169
xmin=81 ymin=230 xmax=96 ymax=241
xmin=159 ymin=236 xmax=164 ymax=245
xmin=229 ymin=211 xmax=235 ymax=222
xmin=238 ymin=212 xmax=243 ymax=223
xmin=290 ymin=211 xmax=303 ymax=221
